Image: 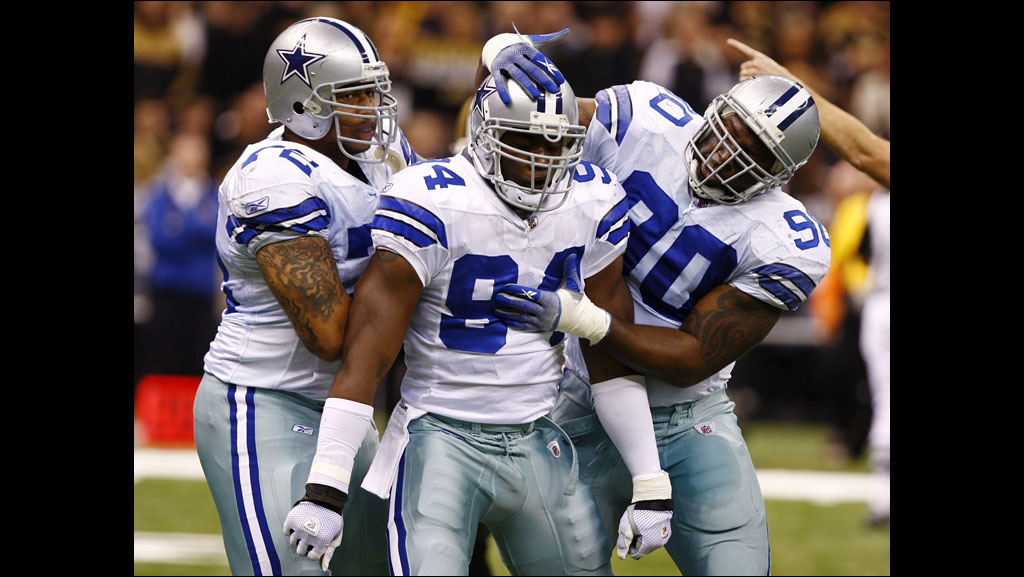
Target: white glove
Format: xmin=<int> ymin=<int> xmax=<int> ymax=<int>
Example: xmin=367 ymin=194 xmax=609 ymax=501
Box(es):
xmin=283 ymin=500 xmax=344 ymax=571
xmin=616 ymin=471 xmax=673 ymax=560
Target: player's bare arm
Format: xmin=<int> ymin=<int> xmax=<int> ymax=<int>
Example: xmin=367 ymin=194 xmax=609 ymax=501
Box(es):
xmin=577 ymin=98 xmax=596 ymax=130
xmin=327 ymin=248 xmax=423 ymax=404
xmin=257 ymin=235 xmax=350 ymax=361
xmin=578 ymin=255 xmax=634 ymax=382
xmin=601 ymin=283 xmax=782 ymax=387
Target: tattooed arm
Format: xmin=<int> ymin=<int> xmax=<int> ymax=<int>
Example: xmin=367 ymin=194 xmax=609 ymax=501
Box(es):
xmin=598 ymin=284 xmax=782 ymax=387
xmin=256 ymin=236 xmax=351 ymax=361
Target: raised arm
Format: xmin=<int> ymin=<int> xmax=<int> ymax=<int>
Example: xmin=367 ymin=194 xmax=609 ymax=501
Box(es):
xmin=727 ymin=38 xmax=890 ymax=189
xmin=257 ymin=236 xmax=351 ymax=361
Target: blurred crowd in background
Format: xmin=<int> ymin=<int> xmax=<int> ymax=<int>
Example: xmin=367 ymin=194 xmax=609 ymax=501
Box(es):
xmin=134 ymin=0 xmax=889 ymax=463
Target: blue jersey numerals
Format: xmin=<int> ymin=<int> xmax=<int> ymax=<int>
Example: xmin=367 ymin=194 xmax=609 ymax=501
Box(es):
xmin=241 ymin=145 xmax=320 ymax=176
xmin=440 ymin=254 xmax=517 ymax=354
xmin=574 ymin=161 xmax=612 ymax=184
xmin=649 ymin=91 xmax=696 ymax=128
xmin=439 ymin=247 xmax=583 ymax=353
xmin=784 ymin=210 xmax=831 ymax=250
xmin=420 ymin=158 xmax=467 ymax=190
xmin=622 ymin=171 xmax=737 ymax=323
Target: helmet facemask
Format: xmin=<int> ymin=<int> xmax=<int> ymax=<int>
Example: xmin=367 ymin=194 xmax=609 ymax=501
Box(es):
xmin=475 ymin=117 xmax=585 ymax=212
xmin=306 ymin=67 xmax=399 ymax=164
xmin=686 ymin=75 xmax=819 ymax=205
xmin=468 ymin=75 xmax=586 ymax=213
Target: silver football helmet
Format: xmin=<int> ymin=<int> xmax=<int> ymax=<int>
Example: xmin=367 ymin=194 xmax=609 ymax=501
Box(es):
xmin=685 ymin=75 xmax=820 ymax=204
xmin=263 ymin=17 xmax=398 ymax=163
xmin=468 ymin=76 xmax=586 ymax=212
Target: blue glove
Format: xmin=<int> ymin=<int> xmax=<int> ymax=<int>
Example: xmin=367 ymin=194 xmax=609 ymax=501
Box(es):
xmin=482 ymin=29 xmax=569 ymax=104
xmin=492 ymin=254 xmax=611 ymax=344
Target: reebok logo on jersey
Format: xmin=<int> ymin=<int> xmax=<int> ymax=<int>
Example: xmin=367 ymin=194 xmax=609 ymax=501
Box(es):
xmin=292 ymin=424 xmax=314 ymax=436
xmin=695 ymin=422 xmax=715 ymax=436
xmin=547 ymin=440 xmax=562 ymax=458
xmin=245 ymin=196 xmax=270 ymax=215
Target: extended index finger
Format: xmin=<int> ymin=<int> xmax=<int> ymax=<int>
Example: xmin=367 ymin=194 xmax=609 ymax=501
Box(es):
xmin=726 ymin=38 xmax=758 ymax=58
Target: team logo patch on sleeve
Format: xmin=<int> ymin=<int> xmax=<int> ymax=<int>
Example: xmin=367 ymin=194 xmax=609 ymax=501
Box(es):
xmin=547 ymin=440 xmax=562 ymax=458
xmin=292 ymin=424 xmax=315 ymax=436
xmin=695 ymin=422 xmax=715 ymax=436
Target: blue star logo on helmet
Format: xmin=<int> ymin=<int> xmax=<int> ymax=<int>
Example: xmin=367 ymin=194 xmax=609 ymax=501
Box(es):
xmin=277 ymin=34 xmax=327 ymax=88
xmin=474 ymin=78 xmax=498 ymax=114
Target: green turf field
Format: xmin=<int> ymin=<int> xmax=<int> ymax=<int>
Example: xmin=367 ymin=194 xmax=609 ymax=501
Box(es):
xmin=134 ymin=422 xmax=889 ymax=575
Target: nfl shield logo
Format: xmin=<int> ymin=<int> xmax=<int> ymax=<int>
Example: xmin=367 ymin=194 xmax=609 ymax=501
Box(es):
xmin=547 ymin=440 xmax=562 ymax=458
xmin=695 ymin=422 xmax=715 ymax=436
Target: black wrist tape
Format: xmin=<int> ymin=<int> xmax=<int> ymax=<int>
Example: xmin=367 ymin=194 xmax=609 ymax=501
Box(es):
xmin=634 ymin=498 xmax=673 ymax=512
xmin=298 ymin=483 xmax=349 ymax=515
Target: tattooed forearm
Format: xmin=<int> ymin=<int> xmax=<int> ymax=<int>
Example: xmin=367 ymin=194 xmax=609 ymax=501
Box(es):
xmin=681 ymin=288 xmax=781 ymax=371
xmin=257 ymin=236 xmax=347 ymax=352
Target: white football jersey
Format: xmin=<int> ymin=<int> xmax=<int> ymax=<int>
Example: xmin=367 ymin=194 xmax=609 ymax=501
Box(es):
xmin=204 ymin=126 xmax=416 ymax=400
xmin=568 ymin=81 xmax=831 ymax=406
xmin=372 ymin=152 xmax=628 ymax=424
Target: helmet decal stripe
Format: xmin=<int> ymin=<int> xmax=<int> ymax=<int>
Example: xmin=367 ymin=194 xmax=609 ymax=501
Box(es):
xmin=311 ymin=17 xmax=371 ymax=63
xmin=776 ymin=94 xmax=815 ymax=131
xmin=764 ymin=85 xmax=801 ymax=117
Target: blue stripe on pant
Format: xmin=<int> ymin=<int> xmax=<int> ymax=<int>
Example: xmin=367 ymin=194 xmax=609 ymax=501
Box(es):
xmin=228 ymin=384 xmax=282 ymax=575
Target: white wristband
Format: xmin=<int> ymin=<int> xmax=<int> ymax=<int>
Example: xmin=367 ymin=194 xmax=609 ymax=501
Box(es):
xmin=632 ymin=470 xmax=672 ymax=503
xmin=481 ymin=32 xmax=530 ymax=69
xmin=555 ymin=289 xmax=612 ymax=345
xmin=307 ymin=398 xmax=375 ymax=494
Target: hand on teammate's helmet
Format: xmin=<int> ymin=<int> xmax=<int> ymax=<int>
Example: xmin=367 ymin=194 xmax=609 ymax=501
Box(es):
xmin=483 ymin=29 xmax=569 ymax=103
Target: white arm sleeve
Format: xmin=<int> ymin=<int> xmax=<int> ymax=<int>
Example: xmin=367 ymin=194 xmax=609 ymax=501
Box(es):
xmin=591 ymin=375 xmax=662 ymax=480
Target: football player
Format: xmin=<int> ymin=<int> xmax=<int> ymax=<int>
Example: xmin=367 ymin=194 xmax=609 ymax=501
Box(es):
xmin=192 ymin=17 xmax=558 ymax=576
xmin=282 ymin=74 xmax=673 ymax=575
xmin=491 ymin=72 xmax=831 ymax=574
